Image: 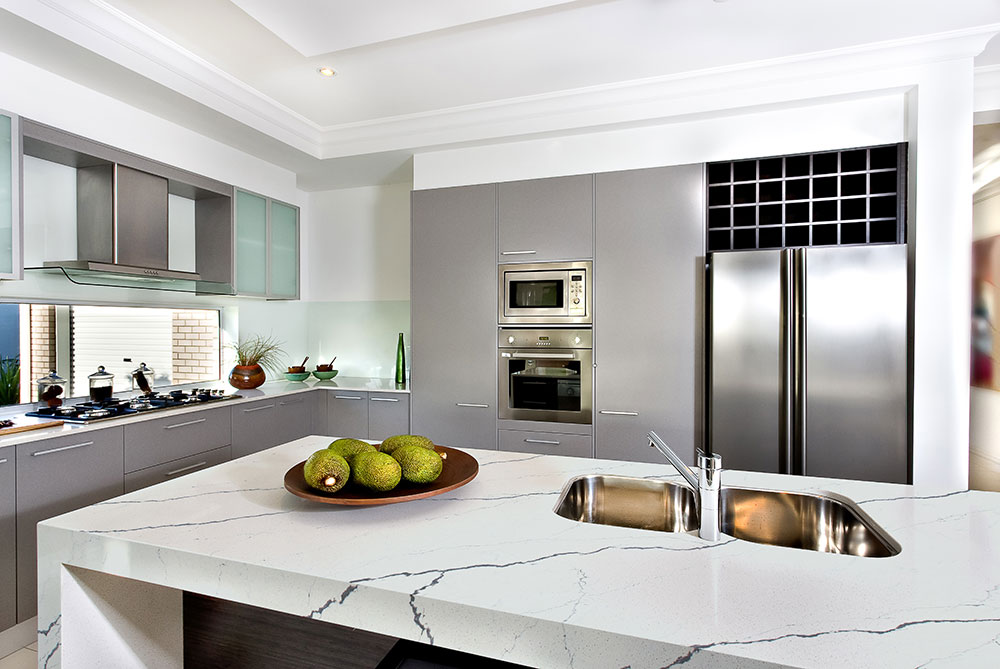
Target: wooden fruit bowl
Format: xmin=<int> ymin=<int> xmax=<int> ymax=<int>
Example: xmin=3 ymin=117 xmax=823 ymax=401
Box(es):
xmin=283 ymin=446 xmax=478 ymax=506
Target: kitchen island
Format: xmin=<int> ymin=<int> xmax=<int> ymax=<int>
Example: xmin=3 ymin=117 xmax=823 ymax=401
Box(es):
xmin=36 ymin=436 xmax=1000 ymax=668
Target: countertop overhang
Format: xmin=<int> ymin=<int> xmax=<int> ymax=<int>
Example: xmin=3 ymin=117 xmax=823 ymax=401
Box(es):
xmin=35 ymin=437 xmax=1000 ymax=669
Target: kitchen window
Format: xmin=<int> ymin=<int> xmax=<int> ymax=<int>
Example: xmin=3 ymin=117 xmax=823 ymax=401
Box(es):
xmin=0 ymin=304 xmax=222 ymax=405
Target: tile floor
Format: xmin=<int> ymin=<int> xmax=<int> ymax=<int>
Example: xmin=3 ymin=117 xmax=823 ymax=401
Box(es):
xmin=0 ymin=642 xmax=36 ymax=669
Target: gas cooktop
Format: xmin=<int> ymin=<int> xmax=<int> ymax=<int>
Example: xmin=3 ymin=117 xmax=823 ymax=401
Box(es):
xmin=26 ymin=389 xmax=240 ymax=423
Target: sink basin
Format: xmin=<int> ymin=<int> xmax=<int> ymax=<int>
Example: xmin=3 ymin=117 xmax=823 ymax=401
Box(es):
xmin=554 ymin=475 xmax=900 ymax=557
xmin=720 ymin=486 xmax=900 ymax=557
xmin=554 ymin=475 xmax=697 ymax=533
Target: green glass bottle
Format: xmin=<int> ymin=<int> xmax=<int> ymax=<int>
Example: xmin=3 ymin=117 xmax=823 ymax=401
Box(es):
xmin=394 ymin=332 xmax=406 ymax=385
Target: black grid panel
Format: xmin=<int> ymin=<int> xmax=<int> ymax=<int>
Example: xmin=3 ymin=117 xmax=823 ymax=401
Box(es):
xmin=706 ymin=143 xmax=907 ymax=252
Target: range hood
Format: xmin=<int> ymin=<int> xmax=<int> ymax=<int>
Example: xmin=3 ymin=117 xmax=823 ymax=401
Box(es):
xmin=43 ymin=163 xmax=202 ymax=281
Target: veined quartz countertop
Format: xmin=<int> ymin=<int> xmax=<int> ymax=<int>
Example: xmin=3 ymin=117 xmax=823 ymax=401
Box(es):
xmin=0 ymin=376 xmax=406 ymax=448
xmin=36 ymin=436 xmax=1000 ymax=668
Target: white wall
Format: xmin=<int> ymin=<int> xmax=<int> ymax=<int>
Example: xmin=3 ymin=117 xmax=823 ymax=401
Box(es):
xmin=304 ymin=183 xmax=410 ymax=302
xmin=414 ymin=94 xmax=906 ymax=189
xmin=302 ymin=183 xmax=411 ymax=377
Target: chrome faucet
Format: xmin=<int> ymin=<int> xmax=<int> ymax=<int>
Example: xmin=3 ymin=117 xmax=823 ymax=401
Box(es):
xmin=648 ymin=431 xmax=722 ymax=541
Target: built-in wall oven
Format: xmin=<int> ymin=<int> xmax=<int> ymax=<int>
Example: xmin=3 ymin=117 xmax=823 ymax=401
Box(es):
xmin=498 ymin=261 xmax=592 ymax=325
xmin=498 ymin=329 xmax=592 ymax=424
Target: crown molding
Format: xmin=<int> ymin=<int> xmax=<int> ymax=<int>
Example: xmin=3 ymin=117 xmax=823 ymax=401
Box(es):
xmin=4 ymin=1 xmax=999 ymax=162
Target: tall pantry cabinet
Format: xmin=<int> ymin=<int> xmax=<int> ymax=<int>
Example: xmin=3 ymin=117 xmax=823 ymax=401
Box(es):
xmin=410 ymin=184 xmax=498 ymax=450
xmin=593 ymin=165 xmax=705 ymax=464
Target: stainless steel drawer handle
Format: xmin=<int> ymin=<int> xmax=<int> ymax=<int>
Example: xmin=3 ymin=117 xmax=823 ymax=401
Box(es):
xmin=334 ymin=395 xmax=363 ymax=400
xmin=370 ymin=397 xmax=400 ymax=402
xmin=599 ymin=410 xmax=639 ymax=416
xmin=279 ymin=399 xmax=303 ymax=406
xmin=165 ymin=461 xmax=208 ymax=477
xmin=32 ymin=441 xmax=94 ymax=456
xmin=500 ymin=250 xmax=537 ymax=256
xmin=0 ymin=458 xmax=7 ymax=465
xmin=164 ymin=418 xmax=208 ymax=430
xmin=243 ymin=404 xmax=275 ymax=413
xmin=524 ymin=438 xmax=560 ymax=445
xmin=456 ymin=403 xmax=489 ymax=408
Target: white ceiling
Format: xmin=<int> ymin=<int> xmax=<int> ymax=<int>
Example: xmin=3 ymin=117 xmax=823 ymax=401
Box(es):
xmin=1 ymin=0 xmax=999 ymax=189
xmin=230 ymin=0 xmax=581 ymax=56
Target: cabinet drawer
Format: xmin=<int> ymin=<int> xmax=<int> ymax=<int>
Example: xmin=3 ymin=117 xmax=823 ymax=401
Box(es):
xmin=327 ymin=391 xmax=369 ymax=438
xmin=498 ymin=429 xmax=592 ymax=458
xmin=125 ymin=445 xmax=231 ymax=493
xmin=16 ymin=426 xmax=124 ymax=621
xmin=125 ymin=406 xmax=232 ymax=473
xmin=0 ymin=445 xmax=15 ymax=631
xmin=368 ymin=392 xmax=409 ymax=441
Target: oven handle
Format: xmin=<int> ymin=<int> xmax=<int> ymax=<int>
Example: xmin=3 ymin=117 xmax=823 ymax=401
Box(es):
xmin=509 ymin=352 xmax=576 ymax=360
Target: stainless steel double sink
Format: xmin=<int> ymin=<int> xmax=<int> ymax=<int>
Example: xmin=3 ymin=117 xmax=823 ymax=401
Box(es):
xmin=554 ymin=475 xmax=900 ymax=557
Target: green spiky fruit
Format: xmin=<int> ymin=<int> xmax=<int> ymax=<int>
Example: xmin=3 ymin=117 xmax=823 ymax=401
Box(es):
xmin=303 ymin=450 xmax=350 ymax=493
xmin=391 ymin=444 xmax=443 ymax=484
xmin=380 ymin=434 xmax=435 ymax=455
xmin=327 ymin=438 xmax=377 ymax=462
xmin=351 ymin=451 xmax=402 ymax=492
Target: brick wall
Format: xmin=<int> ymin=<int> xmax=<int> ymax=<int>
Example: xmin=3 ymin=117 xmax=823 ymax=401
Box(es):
xmin=172 ymin=310 xmax=221 ymax=384
xmin=29 ymin=304 xmax=56 ymax=401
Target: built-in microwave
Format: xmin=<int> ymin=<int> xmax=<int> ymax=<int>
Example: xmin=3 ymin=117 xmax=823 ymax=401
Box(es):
xmin=498 ymin=261 xmax=592 ymax=325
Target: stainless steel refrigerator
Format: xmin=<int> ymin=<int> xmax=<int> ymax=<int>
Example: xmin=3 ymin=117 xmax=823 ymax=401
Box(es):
xmin=707 ymin=244 xmax=909 ymax=484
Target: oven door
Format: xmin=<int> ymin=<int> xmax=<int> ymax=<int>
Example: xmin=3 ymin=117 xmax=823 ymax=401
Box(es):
xmin=498 ymin=348 xmax=593 ymax=424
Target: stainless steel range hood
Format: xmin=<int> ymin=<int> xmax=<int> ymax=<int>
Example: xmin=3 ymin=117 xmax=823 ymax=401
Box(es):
xmin=42 ymin=163 xmax=202 ymax=281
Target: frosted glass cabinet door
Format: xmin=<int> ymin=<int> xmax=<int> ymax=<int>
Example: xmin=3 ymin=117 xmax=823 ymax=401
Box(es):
xmin=235 ymin=189 xmax=268 ymax=295
xmin=269 ymin=200 xmax=299 ymax=298
xmin=0 ymin=111 xmax=21 ymax=279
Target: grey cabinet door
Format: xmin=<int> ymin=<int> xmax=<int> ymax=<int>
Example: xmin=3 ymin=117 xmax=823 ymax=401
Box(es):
xmin=233 ymin=393 xmax=316 ymax=459
xmin=0 ymin=445 xmax=14 ymax=631
xmin=125 ymin=406 xmax=232 ymax=472
xmin=594 ymin=165 xmax=705 ymax=464
xmin=498 ymin=175 xmax=593 ymax=262
xmin=368 ymin=393 xmax=410 ymax=441
xmin=16 ymin=427 xmax=124 ymax=622
xmin=411 ymin=185 xmax=497 ymax=450
xmin=327 ymin=391 xmax=369 ymax=438
xmin=276 ymin=392 xmax=314 ymax=441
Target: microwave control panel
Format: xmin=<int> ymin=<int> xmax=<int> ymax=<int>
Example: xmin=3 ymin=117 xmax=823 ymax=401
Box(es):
xmin=568 ymin=272 xmax=587 ymax=316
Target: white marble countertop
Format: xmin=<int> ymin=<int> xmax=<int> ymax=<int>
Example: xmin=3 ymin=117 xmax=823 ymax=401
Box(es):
xmin=0 ymin=376 xmax=407 ymax=449
xmin=35 ymin=436 xmax=1000 ymax=668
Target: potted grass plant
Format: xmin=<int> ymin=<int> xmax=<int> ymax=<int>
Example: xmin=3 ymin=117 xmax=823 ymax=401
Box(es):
xmin=228 ymin=335 xmax=285 ymax=389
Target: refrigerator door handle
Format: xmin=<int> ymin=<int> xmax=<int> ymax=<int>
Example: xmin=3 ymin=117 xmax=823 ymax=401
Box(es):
xmin=779 ymin=250 xmax=793 ymax=475
xmin=779 ymin=248 xmax=807 ymax=476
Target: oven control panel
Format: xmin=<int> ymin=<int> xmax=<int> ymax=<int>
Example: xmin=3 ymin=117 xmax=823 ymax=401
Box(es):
xmin=498 ymin=329 xmax=592 ymax=349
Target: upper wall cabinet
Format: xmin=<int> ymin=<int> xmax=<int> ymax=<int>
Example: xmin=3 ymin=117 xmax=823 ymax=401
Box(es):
xmin=0 ymin=110 xmax=22 ymax=280
xmin=235 ymin=189 xmax=299 ymax=299
xmin=498 ymin=174 xmax=593 ymax=262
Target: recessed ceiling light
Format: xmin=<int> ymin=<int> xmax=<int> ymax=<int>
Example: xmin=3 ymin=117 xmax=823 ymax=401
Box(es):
xmin=317 ymin=67 xmax=336 ymax=78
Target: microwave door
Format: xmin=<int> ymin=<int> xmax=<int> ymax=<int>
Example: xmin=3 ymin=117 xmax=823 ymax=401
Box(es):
xmin=504 ymin=270 xmax=569 ymax=319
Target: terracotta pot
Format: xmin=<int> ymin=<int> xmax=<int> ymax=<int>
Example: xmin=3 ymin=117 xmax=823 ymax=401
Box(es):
xmin=229 ymin=364 xmax=266 ymax=389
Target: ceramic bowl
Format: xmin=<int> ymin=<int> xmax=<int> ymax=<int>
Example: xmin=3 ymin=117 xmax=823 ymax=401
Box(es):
xmin=312 ymin=370 xmax=339 ymax=380
xmin=284 ymin=371 xmax=310 ymax=382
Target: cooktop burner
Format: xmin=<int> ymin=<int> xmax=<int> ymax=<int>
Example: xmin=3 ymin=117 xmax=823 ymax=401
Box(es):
xmin=26 ymin=389 xmax=239 ymax=423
